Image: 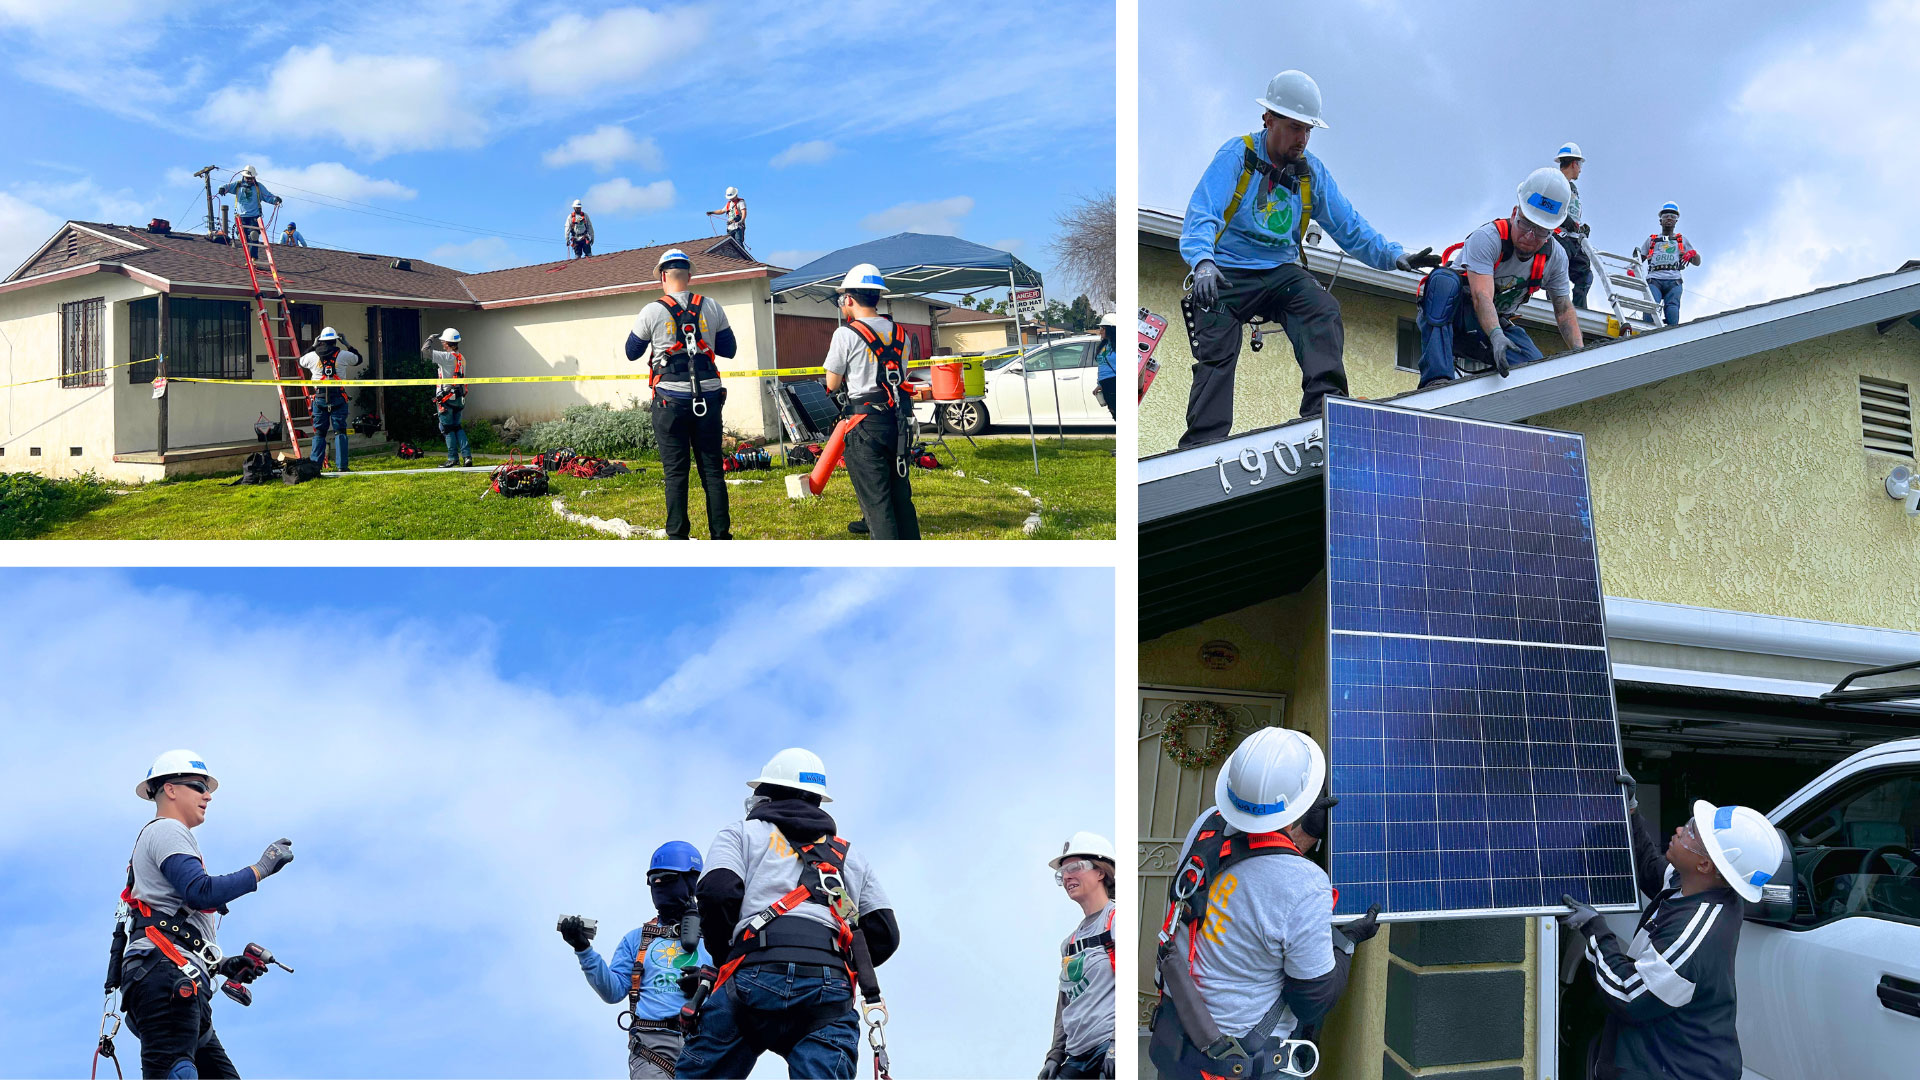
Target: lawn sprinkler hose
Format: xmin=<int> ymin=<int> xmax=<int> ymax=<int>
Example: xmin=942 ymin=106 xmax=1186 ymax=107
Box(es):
xmin=786 ymin=415 xmax=862 ymax=499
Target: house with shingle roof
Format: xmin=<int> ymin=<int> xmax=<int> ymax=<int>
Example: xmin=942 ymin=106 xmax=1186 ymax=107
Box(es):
xmin=0 ymin=221 xmax=894 ymax=480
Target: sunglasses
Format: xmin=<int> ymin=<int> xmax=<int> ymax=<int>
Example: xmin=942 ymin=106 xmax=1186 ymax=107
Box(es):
xmin=168 ymin=778 xmax=210 ymax=795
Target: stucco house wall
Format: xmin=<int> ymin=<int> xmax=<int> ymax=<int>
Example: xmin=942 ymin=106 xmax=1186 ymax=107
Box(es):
xmin=0 ymin=273 xmax=148 ymax=479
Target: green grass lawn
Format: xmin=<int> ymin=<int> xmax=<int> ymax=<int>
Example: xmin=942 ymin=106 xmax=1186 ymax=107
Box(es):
xmin=34 ymin=438 xmax=1115 ymax=540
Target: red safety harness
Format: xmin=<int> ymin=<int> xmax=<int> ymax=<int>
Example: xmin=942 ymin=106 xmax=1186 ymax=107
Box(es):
xmin=843 ymin=320 xmax=908 ymax=413
xmin=434 ymin=351 xmax=465 ymax=412
xmin=1643 ymin=232 xmax=1695 ymax=272
xmin=1417 ymin=218 xmax=1549 ymax=306
xmin=1158 ymin=810 xmax=1332 ymax=982
xmin=713 ymin=835 xmax=859 ymax=991
xmin=1065 ymin=905 xmax=1117 ymax=973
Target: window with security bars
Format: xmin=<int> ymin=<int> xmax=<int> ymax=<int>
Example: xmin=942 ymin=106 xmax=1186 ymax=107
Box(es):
xmin=60 ymin=297 xmax=105 ymax=388
xmin=1860 ymin=376 xmax=1915 ymax=458
xmin=127 ymin=296 xmax=253 ymax=383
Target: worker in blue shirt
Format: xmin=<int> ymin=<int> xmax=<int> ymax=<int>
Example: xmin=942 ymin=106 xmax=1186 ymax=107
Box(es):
xmin=1095 ymin=313 xmax=1118 ymax=420
xmin=561 ymin=841 xmax=712 ymax=1078
xmin=1178 ymin=70 xmax=1438 ymax=444
xmin=217 ymin=165 xmax=282 ymax=261
xmin=280 ymin=223 xmax=308 ymax=248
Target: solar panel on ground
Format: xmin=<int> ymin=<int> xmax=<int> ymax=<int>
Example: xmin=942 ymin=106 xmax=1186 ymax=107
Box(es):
xmin=784 ymin=380 xmax=841 ymax=440
xmin=1323 ymin=398 xmax=1636 ymax=919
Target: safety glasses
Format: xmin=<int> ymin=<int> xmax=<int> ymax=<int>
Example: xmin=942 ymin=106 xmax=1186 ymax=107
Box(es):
xmin=1677 ymin=821 xmax=1708 ymax=857
xmin=168 ymin=778 xmax=210 ymax=795
xmin=1054 ymin=858 xmax=1097 ymax=884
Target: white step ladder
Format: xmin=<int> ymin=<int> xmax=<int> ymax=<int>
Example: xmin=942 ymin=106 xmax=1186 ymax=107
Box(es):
xmin=1584 ymin=237 xmax=1661 ymax=335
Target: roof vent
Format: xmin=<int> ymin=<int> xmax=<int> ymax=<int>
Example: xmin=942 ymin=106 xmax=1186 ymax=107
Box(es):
xmin=390 ymin=258 xmax=412 ymax=271
xmin=356 ymin=254 xmax=378 ymax=261
xmin=65 ymin=232 xmax=78 ymax=258
xmin=1860 ymin=375 xmax=1915 ymax=458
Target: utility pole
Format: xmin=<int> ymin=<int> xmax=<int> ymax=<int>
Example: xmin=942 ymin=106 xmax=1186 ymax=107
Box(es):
xmin=193 ymin=166 xmax=219 ymax=235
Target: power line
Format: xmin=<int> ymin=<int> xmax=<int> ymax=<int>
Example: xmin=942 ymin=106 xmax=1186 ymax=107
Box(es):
xmin=260 ymin=178 xmax=558 ymax=247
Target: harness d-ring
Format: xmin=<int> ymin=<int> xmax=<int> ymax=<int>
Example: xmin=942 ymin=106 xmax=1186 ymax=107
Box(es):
xmin=691 ymin=397 xmax=708 ymax=418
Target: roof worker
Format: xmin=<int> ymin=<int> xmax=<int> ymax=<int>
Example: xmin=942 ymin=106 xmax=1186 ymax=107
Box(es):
xmin=560 ymin=841 xmax=714 ymax=1078
xmin=1633 ymin=203 xmax=1700 ymax=326
xmin=1147 ymin=728 xmax=1382 ymax=1080
xmin=297 ymin=326 xmax=364 ymax=472
xmin=707 ymin=186 xmax=747 ymax=250
xmin=1040 ymin=833 xmax=1118 ymax=1079
xmin=1095 ymin=313 xmax=1119 ymax=421
xmin=1560 ymin=776 xmax=1784 ymax=1080
xmin=567 ymin=199 xmax=595 ymax=258
xmin=824 ymin=263 xmax=921 ymax=539
xmin=676 ymin=749 xmax=900 ymax=1080
xmin=1552 ymin=143 xmax=1593 ymax=310
xmin=279 ymin=221 xmax=308 ymax=248
xmin=627 ymin=248 xmax=736 ymax=539
xmin=216 ymin=165 xmax=283 ymax=262
xmin=1413 ymin=168 xmax=1585 ymax=390
xmin=1177 ymin=69 xmax=1440 ymax=445
xmin=422 ymin=328 xmax=472 ymax=468
xmin=112 ymin=751 xmax=294 ymax=1079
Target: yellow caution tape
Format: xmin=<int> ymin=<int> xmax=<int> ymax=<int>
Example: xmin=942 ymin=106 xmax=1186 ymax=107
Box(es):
xmin=0 ymin=355 xmax=158 ymax=390
xmin=164 ymin=352 xmax=1013 ymax=388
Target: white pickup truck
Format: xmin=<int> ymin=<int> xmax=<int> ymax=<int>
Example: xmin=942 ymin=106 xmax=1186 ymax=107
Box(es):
xmin=1565 ymin=737 xmax=1920 ymax=1078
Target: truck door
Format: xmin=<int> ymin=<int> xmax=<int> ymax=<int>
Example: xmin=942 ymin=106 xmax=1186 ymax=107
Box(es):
xmin=1739 ymin=765 xmax=1920 ymax=1079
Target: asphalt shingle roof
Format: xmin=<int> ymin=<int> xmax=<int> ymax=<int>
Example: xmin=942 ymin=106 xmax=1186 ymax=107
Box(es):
xmin=458 ymin=236 xmax=772 ymax=304
xmin=57 ymin=222 xmax=475 ymax=303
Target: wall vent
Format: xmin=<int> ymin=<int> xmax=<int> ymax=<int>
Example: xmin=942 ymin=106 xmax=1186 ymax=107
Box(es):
xmin=1860 ymin=375 xmax=1915 ymax=458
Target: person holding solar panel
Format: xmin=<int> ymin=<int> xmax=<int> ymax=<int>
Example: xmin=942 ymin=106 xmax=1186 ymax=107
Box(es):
xmin=1148 ymin=727 xmax=1380 ymax=1080
xmin=1559 ymin=777 xmax=1786 ymax=1080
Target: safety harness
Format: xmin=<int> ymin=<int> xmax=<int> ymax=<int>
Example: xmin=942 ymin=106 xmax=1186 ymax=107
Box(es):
xmin=652 ymin=295 xmax=719 ymax=418
xmin=713 ymin=835 xmax=893 ymax=1080
xmin=1182 ymin=135 xmax=1317 ymax=355
xmin=1643 ymin=231 xmax=1693 ymax=272
xmin=434 ymin=352 xmax=466 ymax=417
xmin=843 ymin=319 xmax=914 ymax=479
xmin=96 ymin=821 xmax=224 ymax=1079
xmin=1416 ymin=218 xmax=1548 ymax=311
xmin=1152 ymin=810 xmax=1327 ymax=1078
xmin=1065 ymin=905 xmax=1117 ymax=972
xmin=619 ymin=920 xmax=682 ymax=1077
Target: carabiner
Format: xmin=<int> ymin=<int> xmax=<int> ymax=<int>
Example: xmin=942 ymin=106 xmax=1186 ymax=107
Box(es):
xmin=692 ymin=397 xmax=708 ymax=418
xmin=1273 ymin=1039 xmax=1319 ymax=1077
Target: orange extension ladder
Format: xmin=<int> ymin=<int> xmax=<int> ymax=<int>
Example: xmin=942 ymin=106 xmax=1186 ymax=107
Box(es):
xmin=231 ymin=213 xmax=313 ymax=459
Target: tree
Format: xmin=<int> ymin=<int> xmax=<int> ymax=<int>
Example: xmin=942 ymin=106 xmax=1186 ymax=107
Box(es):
xmin=1068 ymin=294 xmax=1096 ymax=331
xmin=1049 ymin=191 xmax=1115 ymax=312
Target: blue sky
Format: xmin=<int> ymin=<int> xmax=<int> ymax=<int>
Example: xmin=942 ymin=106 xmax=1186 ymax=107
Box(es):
xmin=0 ymin=568 xmax=1115 ymax=1078
xmin=1142 ymin=0 xmax=1920 ymax=317
xmin=0 ymin=0 xmax=1115 ymax=296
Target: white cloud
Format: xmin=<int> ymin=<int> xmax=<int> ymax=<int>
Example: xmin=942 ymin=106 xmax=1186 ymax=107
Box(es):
xmin=770 ymin=139 xmax=837 ymax=168
xmin=766 ymin=248 xmax=829 ymax=269
xmin=236 ymin=156 xmax=417 ymax=203
xmin=429 ymin=236 xmax=515 ymax=272
xmin=200 ymin=45 xmax=484 ymax=157
xmin=859 ymin=196 xmax=975 ymax=235
xmin=542 ymin=125 xmax=663 ymax=173
xmin=584 ymin=177 xmax=676 ymax=216
xmin=1689 ymin=0 xmax=1920 ymax=315
xmin=0 ymin=192 xmax=63 ymax=276
xmin=0 ymin=0 xmax=152 ymax=27
xmin=511 ymin=6 xmax=709 ymax=96
xmin=993 ymin=236 xmax=1026 ymax=255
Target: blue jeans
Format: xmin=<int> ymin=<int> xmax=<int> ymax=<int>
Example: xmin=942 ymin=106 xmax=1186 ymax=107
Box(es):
xmin=1648 ymin=277 xmax=1683 ymax=325
xmin=676 ymin=964 xmax=859 ymax=1079
xmin=438 ymin=404 xmax=469 ymax=462
xmin=1415 ymin=268 xmax=1544 ymax=385
xmin=308 ymin=396 xmax=350 ymax=469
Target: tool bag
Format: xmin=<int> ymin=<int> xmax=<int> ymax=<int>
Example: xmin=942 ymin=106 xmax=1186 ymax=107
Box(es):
xmin=280 ymin=459 xmax=323 ymax=485
xmin=490 ymin=460 xmax=549 ymax=497
xmin=534 ymin=447 xmax=578 ymax=473
xmin=395 ymin=442 xmax=424 ymax=460
xmin=227 ymin=452 xmax=280 ymax=486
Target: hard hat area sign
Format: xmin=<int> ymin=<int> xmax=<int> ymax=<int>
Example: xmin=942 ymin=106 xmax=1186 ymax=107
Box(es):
xmin=1013 ymin=287 xmax=1044 ymax=315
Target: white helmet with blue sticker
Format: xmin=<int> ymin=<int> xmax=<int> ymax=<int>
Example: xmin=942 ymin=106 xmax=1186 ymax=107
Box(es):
xmin=749 ymin=747 xmax=832 ymax=802
xmin=138 ymin=749 xmax=219 ymax=800
xmin=836 ymin=263 xmax=887 ymax=293
xmin=1691 ymin=800 xmax=1784 ymax=902
xmin=1214 ymin=726 xmax=1325 ymax=834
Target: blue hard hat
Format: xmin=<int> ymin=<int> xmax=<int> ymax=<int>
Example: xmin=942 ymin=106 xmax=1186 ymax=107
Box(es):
xmin=1660 ymin=202 xmax=1680 ymax=215
xmin=650 ymin=840 xmax=702 ymax=873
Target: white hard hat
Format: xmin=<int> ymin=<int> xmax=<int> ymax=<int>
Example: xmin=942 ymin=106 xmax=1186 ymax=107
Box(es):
xmin=572 ymin=199 xmax=583 ymax=208
xmin=1049 ymin=831 xmax=1117 ymax=869
xmin=241 ymin=165 xmax=257 ymax=178
xmin=1660 ymin=202 xmax=1681 ymax=216
xmin=315 ymin=326 xmax=340 ymax=342
xmin=1555 ymin=141 xmax=1585 ymax=162
xmin=657 ymin=248 xmax=691 ymax=271
xmin=441 ymin=327 xmax=461 ymax=343
xmin=138 ymin=749 xmax=218 ymax=801
xmin=1099 ymin=312 xmax=1120 ymax=327
xmin=1691 ymin=800 xmax=1785 ymax=903
xmin=726 ymin=186 xmax=738 ymax=198
xmin=749 ymin=747 xmax=832 ymax=802
xmin=1516 ymin=167 xmax=1574 ymax=230
xmin=1215 ymin=727 xmax=1325 ymax=834
xmin=1255 ymin=69 xmax=1328 ymax=130
xmin=837 ymin=263 xmax=886 ymax=293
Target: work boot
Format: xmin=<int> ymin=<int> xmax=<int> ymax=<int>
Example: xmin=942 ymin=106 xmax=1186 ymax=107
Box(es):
xmin=847 ymin=520 xmax=870 ymax=535
xmin=462 ymin=457 xmax=473 ymax=467
xmin=1417 ymin=376 xmax=1456 ymax=391
xmin=438 ymin=460 xmax=458 ymax=469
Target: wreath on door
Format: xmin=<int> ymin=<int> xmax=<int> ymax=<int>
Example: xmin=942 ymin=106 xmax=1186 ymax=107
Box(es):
xmin=1161 ymin=700 xmax=1234 ymax=770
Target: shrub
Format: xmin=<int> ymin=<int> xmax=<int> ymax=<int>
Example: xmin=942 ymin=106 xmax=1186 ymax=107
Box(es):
xmin=520 ymin=399 xmax=657 ymax=458
xmin=0 ymin=470 xmax=115 ymax=538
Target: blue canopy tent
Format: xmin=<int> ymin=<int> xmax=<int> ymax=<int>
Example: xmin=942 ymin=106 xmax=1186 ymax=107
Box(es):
xmin=771 ymin=233 xmax=1053 ymax=472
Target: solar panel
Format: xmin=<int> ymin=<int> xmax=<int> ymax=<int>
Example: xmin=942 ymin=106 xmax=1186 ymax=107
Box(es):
xmin=783 ymin=380 xmax=841 ymax=440
xmin=1323 ymin=398 xmax=1636 ymax=919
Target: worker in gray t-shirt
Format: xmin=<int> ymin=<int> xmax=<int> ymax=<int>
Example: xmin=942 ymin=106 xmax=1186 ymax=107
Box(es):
xmin=624 ymin=248 xmax=738 ymax=539
xmin=1042 ymin=832 xmax=1118 ymax=1079
xmin=678 ymin=749 xmax=901 ymax=1080
xmin=112 ymin=750 xmax=294 ymax=1079
xmin=1414 ymin=167 xmax=1586 ymax=391
xmin=423 ymin=327 xmax=472 ymax=467
xmin=1550 ymin=142 xmax=1593 ymax=309
xmin=823 ymin=262 xmax=921 ymax=539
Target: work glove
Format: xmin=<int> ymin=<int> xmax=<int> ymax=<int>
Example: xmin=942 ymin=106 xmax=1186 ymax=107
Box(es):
xmin=557 ymin=915 xmax=596 ymax=952
xmin=1395 ymin=246 xmax=1442 ymax=272
xmin=1580 ymin=222 xmax=1592 ymax=237
xmin=1102 ymin=1050 xmax=1115 ymax=1079
xmin=1558 ymin=895 xmax=1607 ymax=939
xmin=678 ymin=964 xmax=717 ymax=998
xmin=215 ymin=954 xmax=264 ymax=984
xmin=1487 ymin=331 xmax=1512 ymax=377
xmin=1038 ymin=1061 xmax=1060 ymax=1079
xmin=250 ymin=838 xmax=294 ymax=880
xmin=1189 ymin=259 xmax=1224 ymax=310
xmin=1617 ymin=772 xmax=1639 ymax=812
xmin=1338 ymin=903 xmax=1383 ymax=946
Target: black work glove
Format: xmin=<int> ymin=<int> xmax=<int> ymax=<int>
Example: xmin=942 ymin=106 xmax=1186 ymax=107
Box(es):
xmin=1102 ymin=1049 xmax=1115 ymax=1079
xmin=1395 ymin=246 xmax=1442 ymax=272
xmin=1558 ymin=894 xmax=1607 ymax=938
xmin=1038 ymin=1061 xmax=1060 ymax=1079
xmin=1338 ymin=903 xmax=1383 ymax=946
xmin=1617 ymin=772 xmax=1639 ymax=812
xmin=1189 ymin=259 xmax=1223 ymax=310
xmin=557 ymin=915 xmax=596 ymax=952
xmin=1580 ymin=222 xmax=1592 ymax=237
xmin=215 ymin=954 xmax=264 ymax=983
xmin=1487 ymin=331 xmax=1512 ymax=377
xmin=250 ymin=838 xmax=293 ymax=880
xmin=678 ymin=964 xmax=717 ymax=997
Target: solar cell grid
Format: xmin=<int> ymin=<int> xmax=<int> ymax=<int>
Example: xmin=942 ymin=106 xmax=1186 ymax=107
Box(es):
xmin=1324 ymin=399 xmax=1636 ymax=918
